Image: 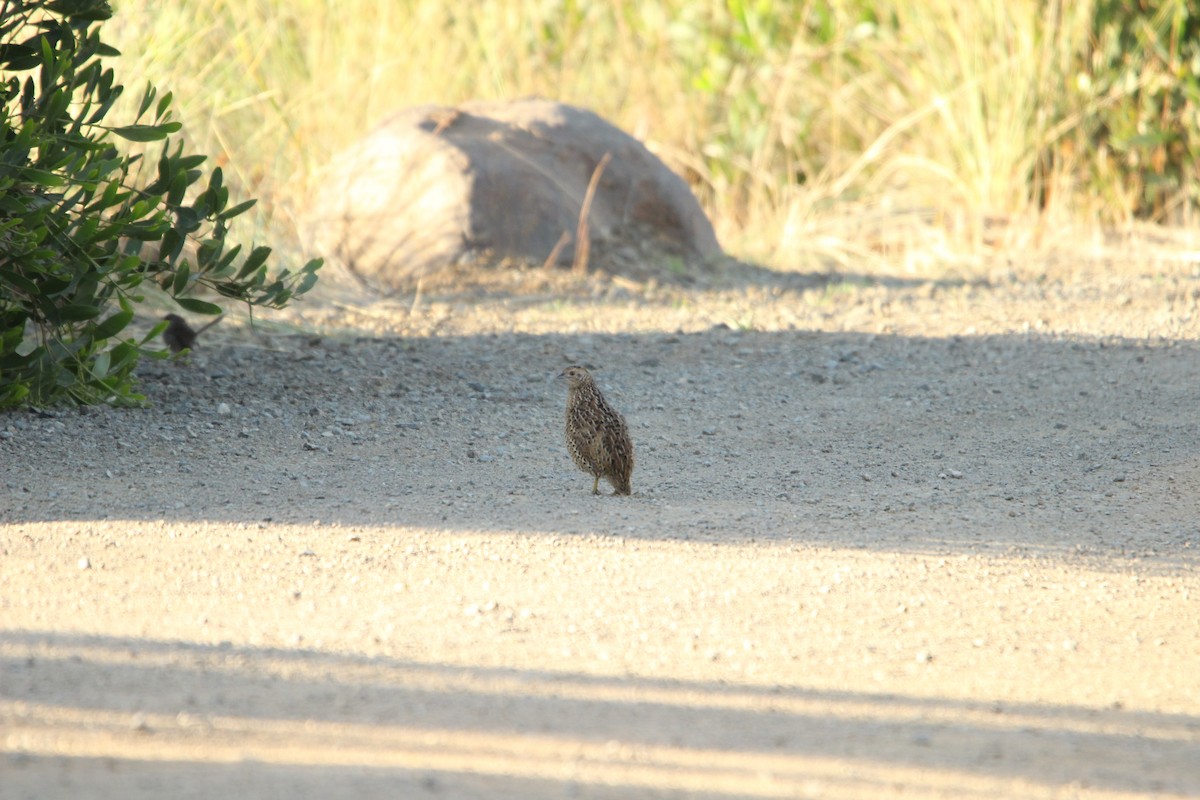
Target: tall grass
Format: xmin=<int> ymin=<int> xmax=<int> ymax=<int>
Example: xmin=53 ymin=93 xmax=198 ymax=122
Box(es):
xmin=104 ymin=0 xmax=1195 ymax=273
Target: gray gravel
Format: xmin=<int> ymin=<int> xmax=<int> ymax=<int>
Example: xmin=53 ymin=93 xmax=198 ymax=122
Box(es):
xmin=2 ymin=261 xmax=1199 ymax=799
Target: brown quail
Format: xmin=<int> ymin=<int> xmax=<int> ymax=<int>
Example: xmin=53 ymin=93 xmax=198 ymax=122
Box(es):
xmin=559 ymin=365 xmax=634 ymax=495
xmin=162 ymin=313 xmax=222 ymax=353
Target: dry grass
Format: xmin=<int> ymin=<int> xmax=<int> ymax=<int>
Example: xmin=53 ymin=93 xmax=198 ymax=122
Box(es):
xmin=102 ymin=0 xmax=1180 ymax=277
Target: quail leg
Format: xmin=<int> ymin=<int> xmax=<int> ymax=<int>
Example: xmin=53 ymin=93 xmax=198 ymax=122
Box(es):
xmin=592 ymin=475 xmax=601 ymax=495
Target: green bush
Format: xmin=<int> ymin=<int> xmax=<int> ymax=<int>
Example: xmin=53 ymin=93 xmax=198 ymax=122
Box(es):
xmin=1083 ymin=0 xmax=1200 ymax=222
xmin=0 ymin=0 xmax=321 ymax=409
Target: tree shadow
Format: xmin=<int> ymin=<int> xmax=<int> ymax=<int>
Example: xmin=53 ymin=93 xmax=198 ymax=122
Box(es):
xmin=2 ymin=326 xmax=1197 ymax=571
xmin=2 ymin=630 xmax=1195 ymax=798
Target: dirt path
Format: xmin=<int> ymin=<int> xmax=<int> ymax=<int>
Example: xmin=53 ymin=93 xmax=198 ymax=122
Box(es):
xmin=2 ymin=255 xmax=1199 ymax=798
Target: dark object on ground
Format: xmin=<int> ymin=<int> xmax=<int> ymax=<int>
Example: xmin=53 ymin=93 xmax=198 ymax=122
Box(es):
xmin=162 ymin=314 xmax=222 ymax=353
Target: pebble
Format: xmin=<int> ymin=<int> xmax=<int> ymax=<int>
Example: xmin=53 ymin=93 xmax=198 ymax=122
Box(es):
xmin=216 ymin=402 xmax=232 ymax=415
xmin=78 ymin=557 xmax=91 ymax=570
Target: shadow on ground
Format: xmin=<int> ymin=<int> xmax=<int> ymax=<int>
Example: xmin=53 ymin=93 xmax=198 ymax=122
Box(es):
xmin=2 ymin=630 xmax=1194 ymax=799
xmin=2 ymin=327 xmax=1199 ymax=570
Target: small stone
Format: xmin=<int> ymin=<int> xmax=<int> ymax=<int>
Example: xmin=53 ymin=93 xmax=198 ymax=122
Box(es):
xmin=216 ymin=402 xmax=232 ymax=415
xmin=78 ymin=557 xmax=91 ymax=570
xmin=916 ymin=650 xmax=933 ymax=663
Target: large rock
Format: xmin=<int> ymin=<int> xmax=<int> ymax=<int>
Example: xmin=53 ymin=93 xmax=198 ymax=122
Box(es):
xmin=306 ymin=99 xmax=721 ymax=290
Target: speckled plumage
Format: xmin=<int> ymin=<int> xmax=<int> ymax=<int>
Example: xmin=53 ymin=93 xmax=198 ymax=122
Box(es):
xmin=559 ymin=365 xmax=634 ymax=495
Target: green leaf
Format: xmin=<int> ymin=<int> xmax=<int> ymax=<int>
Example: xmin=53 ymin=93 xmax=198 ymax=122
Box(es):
xmin=236 ymin=245 xmax=272 ymax=279
xmin=145 ymin=319 xmax=169 ymax=344
xmin=167 ymin=169 xmax=187 ymax=206
xmin=58 ymin=304 xmax=103 ymax=321
xmin=0 ymin=382 xmax=30 ymax=409
xmin=75 ymin=214 xmax=99 ymax=244
xmin=38 ymin=274 xmax=72 ymax=297
xmin=172 ymin=261 xmax=190 ymax=295
xmin=215 ymin=243 xmax=243 ymax=273
xmin=158 ymin=229 xmax=183 ymax=263
xmin=174 ymin=205 xmax=202 ymax=233
xmin=155 ymin=90 xmax=173 ymax=119
xmin=0 ymin=269 xmax=39 ymax=296
xmin=91 ymin=350 xmax=110 ymax=379
xmin=0 ymin=44 xmax=39 ymax=71
xmin=18 ymin=167 xmax=66 ymax=187
xmin=92 ymin=305 xmax=133 ymax=339
xmin=48 ymin=0 xmax=114 ymax=24
xmin=136 ymin=83 xmax=156 ymax=118
xmin=218 ymin=198 xmax=256 ymax=221
xmin=174 ymin=297 xmax=223 ymax=315
xmin=109 ymin=341 xmax=138 ymax=367
xmin=297 ymin=268 xmax=320 ymax=295
xmin=110 ymin=122 xmax=182 ymax=142
xmin=177 ymin=154 xmax=206 ymax=171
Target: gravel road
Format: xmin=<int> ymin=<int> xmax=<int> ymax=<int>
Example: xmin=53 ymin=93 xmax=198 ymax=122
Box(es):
xmin=2 ymin=254 xmax=1199 ymax=798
